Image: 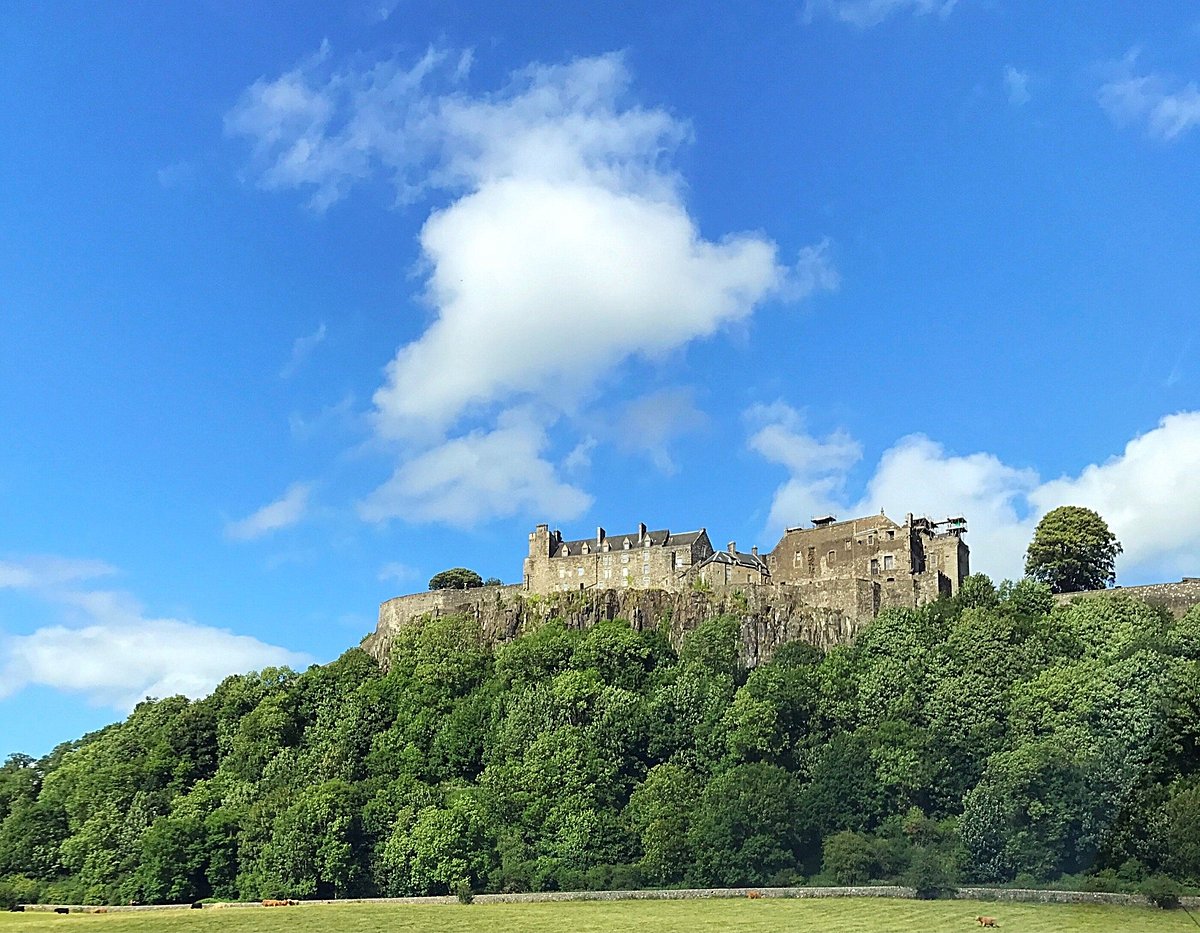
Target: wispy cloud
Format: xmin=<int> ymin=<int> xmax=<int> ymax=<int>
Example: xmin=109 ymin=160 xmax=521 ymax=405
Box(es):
xmin=748 ymin=408 xmax=1200 ymax=583
xmin=229 ymin=48 xmax=835 ymax=526
xmin=1004 ymin=65 xmax=1030 ymax=106
xmin=377 ymin=561 xmax=419 ymax=583
xmin=225 ymin=482 xmax=314 ymax=540
xmin=0 ymin=563 xmax=308 ymax=711
xmin=803 ymin=0 xmax=958 ymax=29
xmin=612 ymin=389 xmax=709 ymax=475
xmin=1098 ymin=50 xmax=1200 ymax=141
xmin=0 ymin=556 xmax=117 ymax=590
xmin=280 ymin=322 xmax=327 ymax=378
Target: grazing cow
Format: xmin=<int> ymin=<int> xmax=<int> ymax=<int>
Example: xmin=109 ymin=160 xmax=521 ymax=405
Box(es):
xmin=94 ymin=908 xmax=108 ymax=914
xmin=746 ymin=890 xmax=761 ymax=899
xmin=976 ymin=917 xmax=999 ymax=928
xmin=9 ymin=905 xmax=25 ymax=912
xmin=261 ymin=899 xmax=292 ymax=907
xmin=54 ymin=907 xmax=69 ymax=915
xmin=191 ymin=902 xmax=204 ymax=909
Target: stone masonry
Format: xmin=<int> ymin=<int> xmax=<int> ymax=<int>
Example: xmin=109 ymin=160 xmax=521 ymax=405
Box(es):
xmin=521 ymin=511 xmax=969 ymax=616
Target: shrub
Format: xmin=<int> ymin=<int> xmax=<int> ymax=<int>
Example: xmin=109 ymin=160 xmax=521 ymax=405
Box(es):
xmin=454 ymin=879 xmax=474 ymax=904
xmin=904 ymin=846 xmax=958 ymax=900
xmin=1140 ymin=874 xmax=1182 ymax=910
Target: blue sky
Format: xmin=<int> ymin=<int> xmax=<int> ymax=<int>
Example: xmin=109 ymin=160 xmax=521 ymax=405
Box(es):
xmin=3 ymin=0 xmax=1199 ymax=756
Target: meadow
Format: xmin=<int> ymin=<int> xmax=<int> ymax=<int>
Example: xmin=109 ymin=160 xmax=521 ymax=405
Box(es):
xmin=2 ymin=898 xmax=1198 ymax=933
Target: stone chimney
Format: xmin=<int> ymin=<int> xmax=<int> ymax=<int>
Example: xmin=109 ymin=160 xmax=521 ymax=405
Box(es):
xmin=751 ymin=546 xmax=758 ymax=557
xmin=638 ymin=522 xmax=647 ymax=541
xmin=597 ymin=526 xmax=605 ymax=545
xmin=728 ymin=541 xmax=737 ymax=554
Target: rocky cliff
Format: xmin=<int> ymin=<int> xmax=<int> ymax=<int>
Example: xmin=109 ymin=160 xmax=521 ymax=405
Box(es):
xmin=363 ymin=583 xmax=870 ymax=668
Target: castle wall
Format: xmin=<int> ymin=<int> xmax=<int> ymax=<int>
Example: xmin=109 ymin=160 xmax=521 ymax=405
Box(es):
xmin=1052 ymin=578 xmax=1200 ymax=618
xmin=767 ymin=515 xmax=914 ymax=586
xmin=524 ymin=524 xmax=712 ymax=594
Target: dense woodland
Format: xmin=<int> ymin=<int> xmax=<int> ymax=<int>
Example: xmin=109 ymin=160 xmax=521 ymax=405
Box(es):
xmin=2 ymin=576 xmax=1199 ymax=906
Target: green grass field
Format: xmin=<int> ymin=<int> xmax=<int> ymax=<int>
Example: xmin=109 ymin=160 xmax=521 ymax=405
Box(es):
xmin=2 ymin=898 xmax=1197 ymax=933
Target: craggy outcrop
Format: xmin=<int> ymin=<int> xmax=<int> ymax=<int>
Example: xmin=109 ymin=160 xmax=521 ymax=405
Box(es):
xmin=364 ymin=583 xmax=870 ymax=668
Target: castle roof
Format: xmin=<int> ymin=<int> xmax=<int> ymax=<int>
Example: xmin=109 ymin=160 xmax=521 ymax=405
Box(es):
xmin=554 ymin=528 xmax=707 ymax=556
xmin=698 ymin=549 xmax=770 ymax=573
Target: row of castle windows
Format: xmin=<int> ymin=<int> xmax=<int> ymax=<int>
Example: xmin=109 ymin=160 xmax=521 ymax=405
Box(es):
xmin=562 ymin=537 xmax=658 ymax=557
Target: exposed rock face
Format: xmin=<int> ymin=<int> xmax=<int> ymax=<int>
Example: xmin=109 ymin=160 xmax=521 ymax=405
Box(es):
xmin=363 ymin=583 xmax=870 ymax=668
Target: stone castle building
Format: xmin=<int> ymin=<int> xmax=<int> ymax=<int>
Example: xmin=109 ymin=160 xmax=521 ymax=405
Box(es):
xmin=523 ymin=510 xmax=969 ymax=616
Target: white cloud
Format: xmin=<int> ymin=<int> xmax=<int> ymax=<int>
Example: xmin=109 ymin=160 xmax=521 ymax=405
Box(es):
xmin=229 ymin=48 xmax=835 ymax=525
xmin=1030 ymin=412 xmax=1200 ymax=576
xmin=803 ymin=0 xmax=958 ymax=28
xmin=0 ymin=557 xmax=117 ymax=590
xmin=225 ymin=482 xmax=314 ymax=540
xmin=0 ymin=567 xmax=309 ymax=712
xmin=1098 ymin=51 xmax=1200 ymax=141
xmin=280 ymin=322 xmax=327 ymax=378
xmin=749 ymin=408 xmax=1200 ymax=584
xmin=745 ymin=402 xmax=864 ymax=531
xmin=358 ymin=409 xmax=592 ymax=526
xmin=1004 ymin=66 xmax=1031 ymax=106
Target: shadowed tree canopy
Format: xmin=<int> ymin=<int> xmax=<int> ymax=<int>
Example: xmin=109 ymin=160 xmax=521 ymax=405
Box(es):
xmin=1024 ymin=506 xmax=1122 ymax=594
xmin=428 ymin=568 xmax=484 ymax=591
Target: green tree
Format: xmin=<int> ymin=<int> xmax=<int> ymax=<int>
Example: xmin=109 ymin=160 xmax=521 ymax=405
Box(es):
xmin=1024 ymin=506 xmax=1122 ymax=594
xmin=429 ymin=568 xmax=484 ymax=590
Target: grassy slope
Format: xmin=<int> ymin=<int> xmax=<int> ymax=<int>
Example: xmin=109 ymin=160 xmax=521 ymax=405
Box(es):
xmin=2 ymin=899 xmax=1198 ymax=933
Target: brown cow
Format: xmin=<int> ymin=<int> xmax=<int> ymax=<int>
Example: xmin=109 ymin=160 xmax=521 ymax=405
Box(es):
xmin=261 ymin=899 xmax=291 ymax=907
xmin=976 ymin=917 xmax=999 ymax=928
xmin=747 ymin=890 xmax=761 ymax=899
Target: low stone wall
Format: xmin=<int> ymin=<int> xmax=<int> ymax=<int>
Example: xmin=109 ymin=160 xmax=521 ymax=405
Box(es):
xmin=25 ymin=885 xmax=1200 ymax=911
xmin=1053 ymin=579 xmax=1200 ymax=619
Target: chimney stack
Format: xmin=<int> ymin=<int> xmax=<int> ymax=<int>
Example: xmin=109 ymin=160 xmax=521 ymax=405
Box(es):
xmin=751 ymin=546 xmax=758 ymax=557
xmin=638 ymin=522 xmax=647 ymax=541
xmin=728 ymin=541 xmax=737 ymax=554
xmin=597 ymin=526 xmax=605 ymax=545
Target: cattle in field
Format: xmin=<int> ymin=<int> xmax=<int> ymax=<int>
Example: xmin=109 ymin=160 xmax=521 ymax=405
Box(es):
xmin=746 ymin=890 xmax=761 ymax=899
xmin=262 ymin=899 xmax=298 ymax=907
xmin=54 ymin=907 xmax=69 ymax=914
xmin=976 ymin=917 xmax=999 ymax=928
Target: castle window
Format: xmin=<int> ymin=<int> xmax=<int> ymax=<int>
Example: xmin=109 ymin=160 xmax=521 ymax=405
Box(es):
xmin=870 ymin=559 xmax=879 ymax=575
xmin=930 ymin=555 xmax=938 ymax=570
xmin=623 ymin=539 xmax=631 ymax=549
xmin=827 ymin=550 xmax=836 ymax=565
xmin=577 ymin=567 xmax=585 ymax=577
xmin=868 ymin=534 xmax=875 ymax=546
xmin=883 ymin=554 xmax=894 ymax=571
xmin=886 ymin=530 xmax=895 ymax=540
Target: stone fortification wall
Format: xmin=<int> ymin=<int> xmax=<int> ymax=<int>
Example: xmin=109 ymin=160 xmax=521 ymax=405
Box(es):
xmin=1053 ymin=578 xmax=1200 ymax=619
xmin=364 ymin=583 xmax=867 ymax=669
